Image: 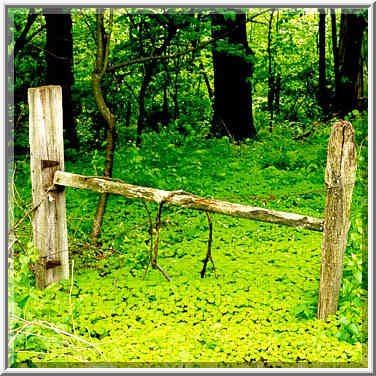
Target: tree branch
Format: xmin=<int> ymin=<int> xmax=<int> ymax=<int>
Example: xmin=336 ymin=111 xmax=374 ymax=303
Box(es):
xmin=23 ymin=24 xmax=46 ymax=46
xmin=108 ymin=38 xmax=213 ymax=72
xmin=100 ymin=9 xmax=113 ymax=76
xmin=107 ymin=9 xmax=272 ymax=73
xmin=12 ymin=9 xmax=38 ymax=57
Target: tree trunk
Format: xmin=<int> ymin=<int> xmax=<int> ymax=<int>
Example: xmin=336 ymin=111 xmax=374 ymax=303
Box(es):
xmin=330 ymin=9 xmax=340 ymax=106
xmin=211 ymin=11 xmax=256 ymax=141
xmin=173 ymin=57 xmax=180 ymax=121
xmin=318 ymin=8 xmax=327 ymax=113
xmin=337 ymin=9 xmax=367 ymax=115
xmin=356 ymin=48 xmax=364 ymax=100
xmin=275 ymin=73 xmax=281 ymax=114
xmin=44 ymin=8 xmax=78 ymax=149
xmin=90 ymin=10 xmax=115 ymax=242
xmin=267 ymin=9 xmax=275 ymax=132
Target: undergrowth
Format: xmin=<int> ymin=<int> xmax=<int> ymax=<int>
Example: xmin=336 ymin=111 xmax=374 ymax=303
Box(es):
xmin=9 ymin=113 xmax=368 ymax=368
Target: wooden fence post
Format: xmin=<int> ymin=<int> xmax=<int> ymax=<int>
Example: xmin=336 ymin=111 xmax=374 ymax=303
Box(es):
xmin=28 ymin=85 xmax=69 ymax=289
xmin=317 ymin=120 xmax=357 ymax=320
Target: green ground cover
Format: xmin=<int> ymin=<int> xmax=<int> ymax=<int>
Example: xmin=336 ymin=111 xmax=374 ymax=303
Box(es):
xmin=9 ymin=117 xmax=368 ymax=367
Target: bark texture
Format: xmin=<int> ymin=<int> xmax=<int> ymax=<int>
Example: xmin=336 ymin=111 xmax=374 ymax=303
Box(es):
xmin=28 ymin=86 xmax=69 ymax=289
xmin=317 ymin=120 xmax=357 ymax=320
xmin=330 ymin=9 xmax=340 ymax=104
xmin=44 ymin=8 xmax=77 ymax=148
xmin=318 ymin=9 xmax=327 ymax=113
xmin=90 ymin=10 xmax=115 ymax=242
xmin=337 ymin=10 xmax=367 ymax=115
xmin=211 ymin=11 xmax=256 ymax=140
xmin=54 ymin=171 xmax=324 ymax=232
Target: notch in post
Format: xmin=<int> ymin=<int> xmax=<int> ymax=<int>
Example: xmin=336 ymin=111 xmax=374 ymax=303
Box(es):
xmin=28 ymin=85 xmax=69 ymax=289
xmin=41 ymin=160 xmax=60 ymax=169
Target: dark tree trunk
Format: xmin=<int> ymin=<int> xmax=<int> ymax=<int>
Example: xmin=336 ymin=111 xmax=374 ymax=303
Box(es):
xmin=330 ymin=9 xmax=340 ymax=105
xmin=275 ymin=73 xmax=281 ymax=114
xmin=173 ymin=57 xmax=180 ymax=121
xmin=267 ymin=9 xmax=275 ymax=132
xmin=357 ymin=55 xmax=364 ymax=98
xmin=211 ymin=11 xmax=256 ymax=141
xmin=318 ymin=8 xmax=327 ymax=113
xmin=337 ymin=9 xmax=367 ymax=115
xmin=44 ymin=8 xmax=78 ymax=149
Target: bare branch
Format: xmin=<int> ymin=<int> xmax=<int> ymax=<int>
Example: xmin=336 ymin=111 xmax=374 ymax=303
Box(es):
xmin=107 ymin=38 xmax=213 ymax=72
xmin=10 ymin=315 xmax=107 ymax=361
xmin=106 ymin=10 xmax=269 ymax=73
xmin=247 ymin=9 xmax=273 ymax=22
xmin=142 ymin=200 xmax=154 ymax=280
xmin=12 ymin=9 xmax=38 ymax=58
xmin=201 ymin=211 xmax=217 ymax=278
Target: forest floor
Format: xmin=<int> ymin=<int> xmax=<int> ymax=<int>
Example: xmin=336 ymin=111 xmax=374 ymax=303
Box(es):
xmin=9 ymin=119 xmax=368 ymax=367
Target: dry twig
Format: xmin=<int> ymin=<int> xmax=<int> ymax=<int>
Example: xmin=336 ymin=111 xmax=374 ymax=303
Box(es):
xmin=10 ymin=314 xmax=107 ymax=361
xmin=142 ymin=200 xmax=154 ymax=280
xmin=69 ymin=260 xmax=77 ymax=337
xmin=201 ymin=212 xmax=217 ymax=278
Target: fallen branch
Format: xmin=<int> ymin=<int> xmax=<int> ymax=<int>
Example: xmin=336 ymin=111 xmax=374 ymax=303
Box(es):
xmin=54 ymin=171 xmax=324 ymax=232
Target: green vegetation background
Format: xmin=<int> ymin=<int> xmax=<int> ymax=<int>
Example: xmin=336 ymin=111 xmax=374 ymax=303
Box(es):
xmin=8 ymin=8 xmax=368 ymax=368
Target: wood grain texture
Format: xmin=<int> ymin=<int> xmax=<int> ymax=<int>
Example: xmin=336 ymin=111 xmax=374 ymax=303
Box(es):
xmin=317 ymin=120 xmax=357 ymax=320
xmin=54 ymin=171 xmax=324 ymax=232
xmin=28 ymin=85 xmax=69 ymax=288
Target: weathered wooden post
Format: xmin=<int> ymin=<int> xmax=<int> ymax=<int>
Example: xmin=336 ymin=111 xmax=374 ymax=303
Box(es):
xmin=28 ymin=85 xmax=69 ymax=289
xmin=317 ymin=120 xmax=357 ymax=320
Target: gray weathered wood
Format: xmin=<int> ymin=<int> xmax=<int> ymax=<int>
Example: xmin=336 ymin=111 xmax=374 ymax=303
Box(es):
xmin=28 ymin=85 xmax=69 ymax=289
xmin=317 ymin=120 xmax=357 ymax=320
xmin=54 ymin=171 xmax=324 ymax=232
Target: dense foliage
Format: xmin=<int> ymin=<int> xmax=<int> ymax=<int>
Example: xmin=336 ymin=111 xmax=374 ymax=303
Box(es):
xmin=8 ymin=7 xmax=368 ymax=368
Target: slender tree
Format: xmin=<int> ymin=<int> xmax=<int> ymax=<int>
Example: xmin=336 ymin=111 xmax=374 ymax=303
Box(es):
xmin=330 ymin=9 xmax=340 ymax=105
xmin=267 ymin=9 xmax=275 ymax=132
xmin=44 ymin=8 xmax=78 ymax=148
xmin=317 ymin=8 xmax=327 ymax=113
xmin=90 ymin=9 xmax=115 ymax=242
xmin=211 ymin=10 xmax=256 ymax=140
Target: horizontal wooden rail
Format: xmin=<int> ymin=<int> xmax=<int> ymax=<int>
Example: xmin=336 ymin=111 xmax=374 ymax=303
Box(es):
xmin=54 ymin=171 xmax=324 ymax=232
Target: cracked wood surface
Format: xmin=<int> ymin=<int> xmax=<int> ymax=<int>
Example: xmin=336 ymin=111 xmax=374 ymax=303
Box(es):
xmin=317 ymin=120 xmax=357 ymax=320
xmin=54 ymin=171 xmax=324 ymax=232
xmin=28 ymin=86 xmax=69 ymax=288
